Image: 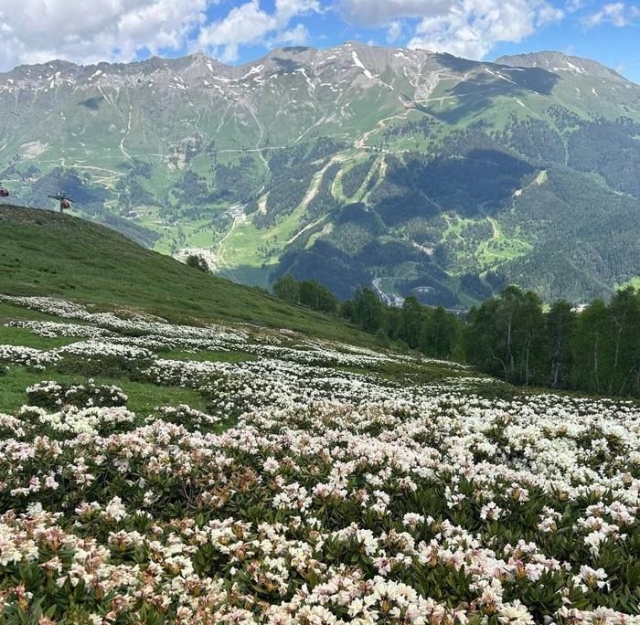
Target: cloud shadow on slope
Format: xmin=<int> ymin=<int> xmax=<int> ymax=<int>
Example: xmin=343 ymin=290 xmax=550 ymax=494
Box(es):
xmin=425 ymin=55 xmax=560 ymax=124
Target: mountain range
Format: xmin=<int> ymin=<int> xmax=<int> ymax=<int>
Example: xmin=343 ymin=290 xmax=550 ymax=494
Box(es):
xmin=2 ymin=42 xmax=640 ymax=306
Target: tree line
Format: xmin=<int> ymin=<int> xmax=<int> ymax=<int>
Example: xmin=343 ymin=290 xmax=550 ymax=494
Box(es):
xmin=273 ymin=274 xmax=640 ymax=399
xmin=465 ymin=285 xmax=640 ymax=397
xmin=273 ymin=274 xmax=461 ymax=360
xmin=273 ymin=274 xmax=339 ymax=314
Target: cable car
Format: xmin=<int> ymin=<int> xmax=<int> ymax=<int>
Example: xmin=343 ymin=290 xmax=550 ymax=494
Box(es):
xmin=48 ymin=193 xmax=74 ymax=212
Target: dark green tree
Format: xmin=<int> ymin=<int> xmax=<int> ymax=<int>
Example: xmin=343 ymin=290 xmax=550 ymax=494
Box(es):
xmin=605 ymin=287 xmax=640 ymax=395
xmin=398 ymin=297 xmax=425 ymax=349
xmin=465 ymin=286 xmax=544 ymax=384
xmin=316 ymin=284 xmax=338 ymax=314
xmin=353 ymin=288 xmax=384 ymax=333
xmin=464 ymin=298 xmax=503 ymax=377
xmin=185 ymin=254 xmax=209 ymax=272
xmin=340 ymin=299 xmax=357 ymax=324
xmin=384 ymin=306 xmax=403 ymax=341
xmin=273 ymin=274 xmax=300 ymax=303
xmin=420 ymin=306 xmax=460 ymax=359
xmin=545 ymin=301 xmax=576 ymax=389
xmin=571 ymin=299 xmax=610 ymax=394
xmin=298 ymin=280 xmax=320 ymax=309
xmin=297 ymin=280 xmax=338 ymax=313
xmin=517 ymin=290 xmax=545 ymax=385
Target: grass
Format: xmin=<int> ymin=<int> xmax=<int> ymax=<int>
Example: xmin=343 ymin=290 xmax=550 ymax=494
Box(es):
xmin=185 ymin=227 xmax=215 ymax=248
xmin=0 ymin=325 xmax=80 ymax=349
xmin=441 ymin=214 xmax=532 ymax=271
xmin=222 ymin=218 xmax=278 ymax=268
xmin=0 ymin=205 xmax=375 ymax=345
xmin=119 ymin=379 xmax=210 ymax=416
xmin=0 ymin=366 xmax=209 ymax=417
xmin=616 ymin=277 xmax=640 ymax=291
xmin=223 ymin=200 xmax=316 ymax=269
xmin=475 ymin=217 xmax=533 ymax=267
xmin=0 ymin=300 xmax=70 ymax=322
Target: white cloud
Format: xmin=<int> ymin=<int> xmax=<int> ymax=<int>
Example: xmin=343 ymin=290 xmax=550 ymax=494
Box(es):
xmin=386 ymin=20 xmax=403 ymax=43
xmin=409 ymin=13 xmax=492 ymax=59
xmin=565 ymin=0 xmax=584 ymax=12
xmin=269 ymin=23 xmax=312 ymax=47
xmin=0 ymin=0 xmax=209 ymax=70
xmin=275 ymin=0 xmax=321 ymax=22
xmin=538 ymin=4 xmax=565 ymax=23
xmin=582 ymin=2 xmax=639 ymax=27
xmin=340 ymin=0 xmax=563 ymax=60
xmin=197 ymin=1 xmax=278 ymax=48
xmin=196 ymin=0 xmax=319 ymax=61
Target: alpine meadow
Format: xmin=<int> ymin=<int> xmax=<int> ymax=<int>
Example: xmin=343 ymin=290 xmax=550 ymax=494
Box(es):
xmin=1 ymin=41 xmax=640 ymax=625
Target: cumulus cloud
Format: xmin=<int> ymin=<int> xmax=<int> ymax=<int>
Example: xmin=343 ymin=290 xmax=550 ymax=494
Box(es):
xmin=196 ymin=0 xmax=319 ymax=61
xmin=268 ymin=23 xmax=312 ymax=47
xmin=197 ymin=1 xmax=278 ymax=50
xmin=582 ymin=2 xmax=640 ymax=27
xmin=339 ymin=0 xmax=563 ymax=60
xmin=0 ymin=0 xmax=208 ymax=70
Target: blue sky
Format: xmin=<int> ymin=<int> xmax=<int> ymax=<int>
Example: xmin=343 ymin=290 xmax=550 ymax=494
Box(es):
xmin=1 ymin=0 xmax=639 ymax=83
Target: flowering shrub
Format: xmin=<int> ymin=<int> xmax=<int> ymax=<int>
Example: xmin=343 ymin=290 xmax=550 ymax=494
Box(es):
xmin=0 ymin=413 xmax=26 ymax=439
xmin=0 ymin=295 xmax=639 ymax=624
xmin=5 ymin=320 xmax=114 ymax=338
xmin=146 ymin=404 xmax=220 ymax=431
xmin=0 ymin=345 xmax=59 ymax=370
xmin=56 ymin=340 xmax=154 ymax=360
xmin=18 ymin=404 xmax=137 ymax=437
xmin=52 ymin=353 xmax=153 ymax=380
xmin=26 ymin=380 xmax=128 ymax=410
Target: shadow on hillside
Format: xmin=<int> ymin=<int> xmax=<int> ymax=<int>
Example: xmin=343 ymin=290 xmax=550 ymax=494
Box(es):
xmin=372 ymin=148 xmax=535 ymax=224
xmin=428 ymin=55 xmax=560 ymax=124
xmin=271 ymin=57 xmax=304 ymax=73
xmin=274 ymin=240 xmax=371 ymax=301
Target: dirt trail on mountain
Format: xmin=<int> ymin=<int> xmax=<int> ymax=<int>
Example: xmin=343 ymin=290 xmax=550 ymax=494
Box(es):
xmin=285 ymin=154 xmax=347 ymax=245
xmin=354 ymin=110 xmax=411 ymax=149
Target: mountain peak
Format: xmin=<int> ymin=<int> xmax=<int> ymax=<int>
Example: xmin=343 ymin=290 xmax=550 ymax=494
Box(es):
xmin=495 ymin=51 xmax=626 ymax=82
xmin=6 ymin=58 xmax=78 ymax=79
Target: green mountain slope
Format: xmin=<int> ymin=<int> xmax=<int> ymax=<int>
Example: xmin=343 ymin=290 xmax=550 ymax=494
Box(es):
xmin=2 ymin=44 xmax=640 ymax=305
xmin=0 ymin=204 xmax=366 ymax=342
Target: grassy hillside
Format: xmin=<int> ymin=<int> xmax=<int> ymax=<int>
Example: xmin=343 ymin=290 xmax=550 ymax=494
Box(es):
xmin=0 ymin=204 xmax=366 ymax=342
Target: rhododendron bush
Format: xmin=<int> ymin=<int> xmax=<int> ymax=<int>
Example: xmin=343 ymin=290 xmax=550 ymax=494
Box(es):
xmin=0 ymin=295 xmax=639 ymax=624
